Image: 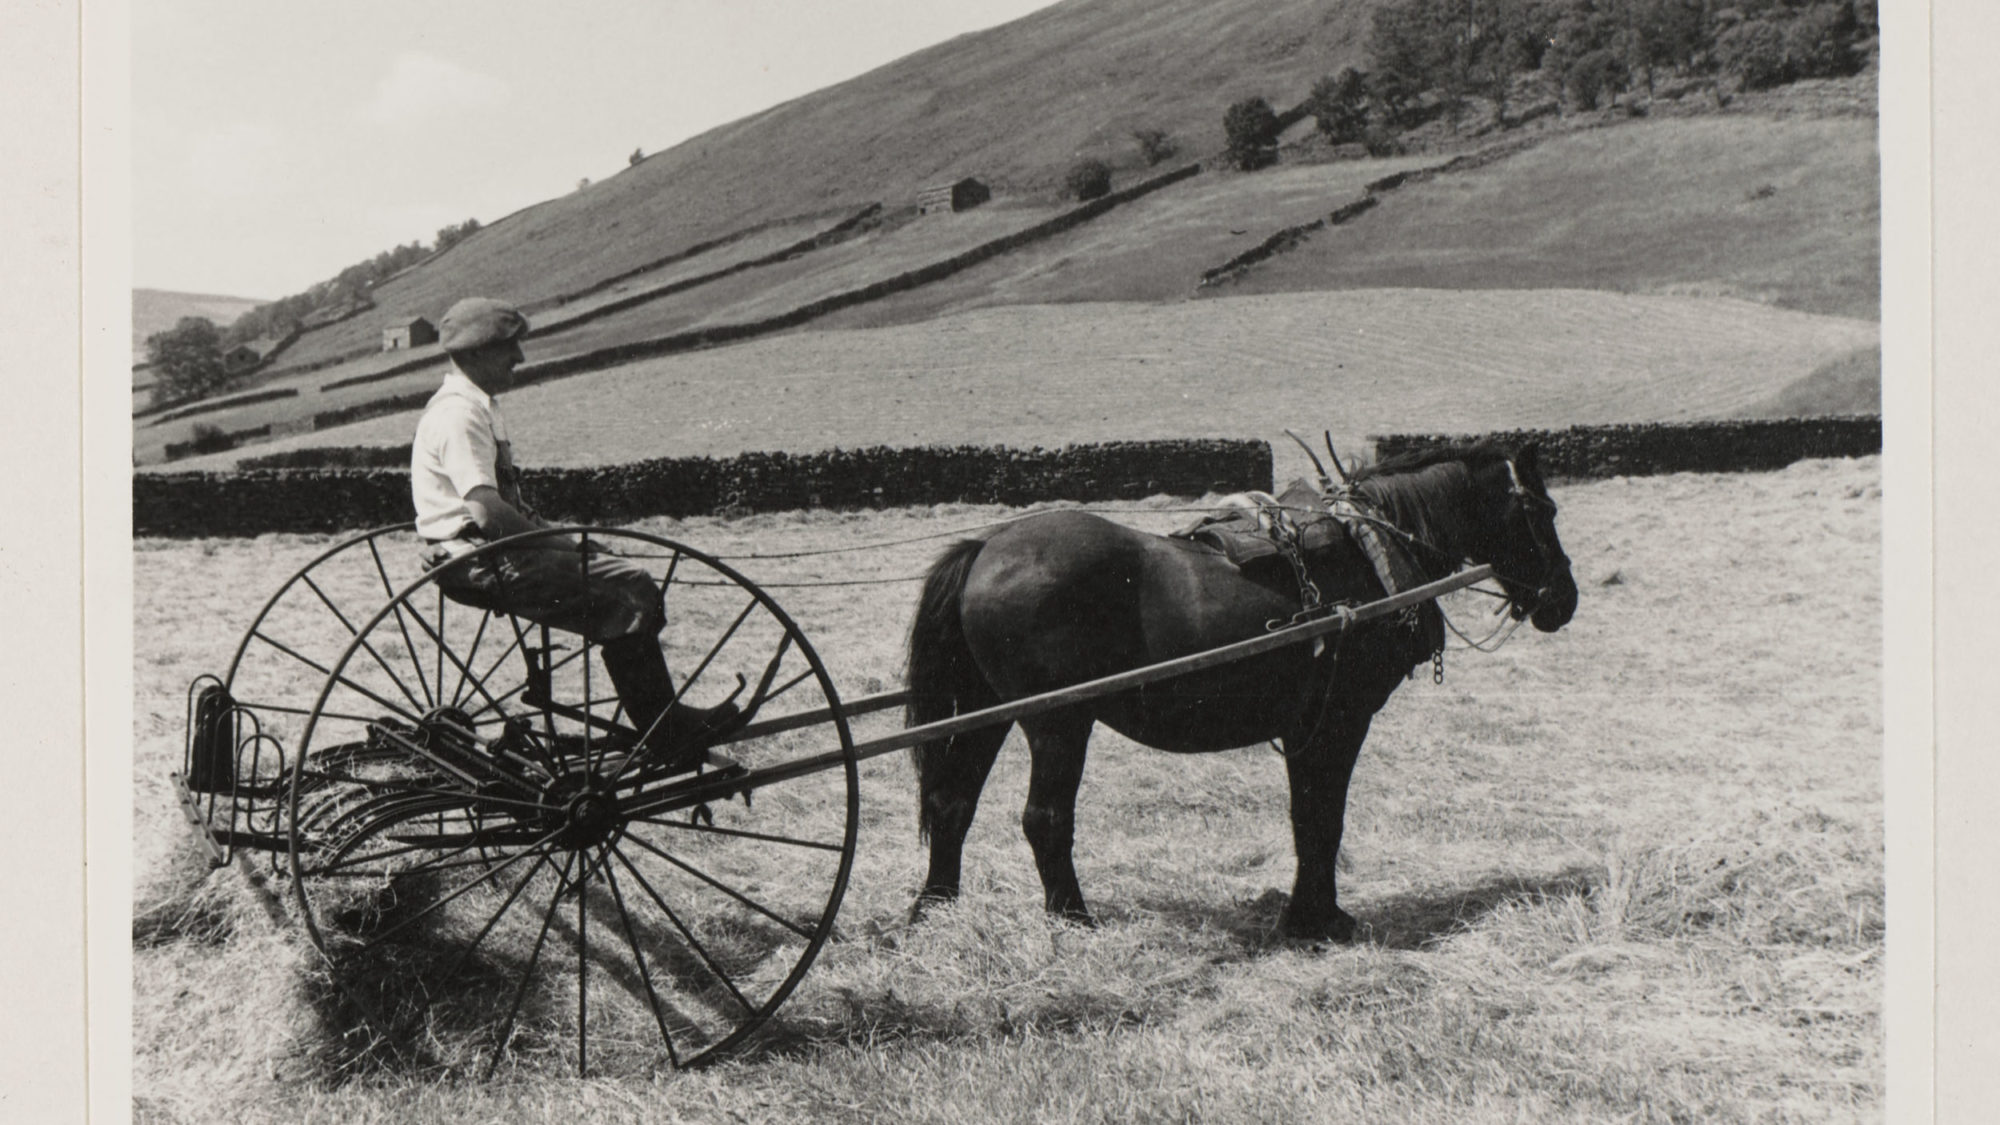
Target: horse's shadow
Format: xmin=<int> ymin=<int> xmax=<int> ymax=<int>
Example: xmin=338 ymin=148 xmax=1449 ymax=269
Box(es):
xmin=1126 ymin=864 xmax=1599 ymax=955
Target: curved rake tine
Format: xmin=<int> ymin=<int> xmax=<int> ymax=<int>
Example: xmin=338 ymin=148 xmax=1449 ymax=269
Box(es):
xmin=358 ymin=827 xmax=564 ymax=948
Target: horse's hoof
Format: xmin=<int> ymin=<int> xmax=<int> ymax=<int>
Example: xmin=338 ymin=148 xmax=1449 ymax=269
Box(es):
xmin=1281 ymin=906 xmax=1358 ymax=945
xmin=908 ymin=890 xmax=956 ymax=925
xmin=1048 ymin=907 xmax=1098 ymax=930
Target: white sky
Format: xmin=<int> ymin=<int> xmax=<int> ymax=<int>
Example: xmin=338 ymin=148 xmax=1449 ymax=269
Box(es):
xmin=135 ymin=0 xmax=1059 ymax=298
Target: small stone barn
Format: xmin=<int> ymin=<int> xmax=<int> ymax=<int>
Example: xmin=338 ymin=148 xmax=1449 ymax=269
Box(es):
xmin=222 ymin=344 xmax=261 ymax=373
xmin=916 ymin=177 xmax=991 ymax=215
xmin=382 ymin=315 xmax=439 ymax=352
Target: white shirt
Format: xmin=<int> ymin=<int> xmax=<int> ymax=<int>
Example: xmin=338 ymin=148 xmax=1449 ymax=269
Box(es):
xmin=411 ymin=371 xmax=521 ymax=540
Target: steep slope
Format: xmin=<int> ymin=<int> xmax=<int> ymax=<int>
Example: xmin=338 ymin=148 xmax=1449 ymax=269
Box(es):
xmin=331 ymin=0 xmax=1382 ymax=329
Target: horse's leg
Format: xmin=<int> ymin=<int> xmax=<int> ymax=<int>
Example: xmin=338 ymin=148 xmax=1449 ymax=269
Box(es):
xmin=1280 ymin=713 xmax=1372 ymax=942
xmin=1018 ymin=710 xmax=1096 ymax=925
xmin=910 ymin=723 xmax=1011 ymax=921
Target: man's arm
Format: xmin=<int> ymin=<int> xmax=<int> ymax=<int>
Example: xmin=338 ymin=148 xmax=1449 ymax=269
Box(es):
xmin=463 ymin=485 xmax=541 ymax=539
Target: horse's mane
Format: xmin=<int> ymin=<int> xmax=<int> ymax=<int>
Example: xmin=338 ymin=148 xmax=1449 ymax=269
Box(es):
xmin=1349 ymin=443 xmax=1513 ymax=560
xmin=1351 ymin=441 xmax=1512 ymax=482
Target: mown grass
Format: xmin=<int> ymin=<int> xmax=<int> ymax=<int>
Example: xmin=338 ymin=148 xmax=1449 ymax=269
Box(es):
xmin=134 ymin=456 xmax=1880 ymax=1122
xmin=1226 ymin=116 xmax=1880 ymax=321
xmin=169 ymin=286 xmax=1879 ymax=474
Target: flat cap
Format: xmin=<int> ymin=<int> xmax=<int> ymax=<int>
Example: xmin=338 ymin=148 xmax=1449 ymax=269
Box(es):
xmin=438 ymin=297 xmax=529 ymax=352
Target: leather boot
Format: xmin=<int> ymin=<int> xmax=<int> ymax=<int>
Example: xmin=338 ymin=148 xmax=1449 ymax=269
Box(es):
xmin=599 ymin=635 xmax=739 ymax=771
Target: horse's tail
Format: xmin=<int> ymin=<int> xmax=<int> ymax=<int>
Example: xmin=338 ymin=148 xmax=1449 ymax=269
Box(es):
xmin=905 ymin=537 xmax=999 ymax=843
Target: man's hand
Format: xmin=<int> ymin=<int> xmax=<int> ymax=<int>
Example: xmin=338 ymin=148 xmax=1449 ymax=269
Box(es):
xmin=464 ymin=485 xmax=540 ymax=540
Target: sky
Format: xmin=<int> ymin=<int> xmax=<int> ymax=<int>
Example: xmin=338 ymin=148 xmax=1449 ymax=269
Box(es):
xmin=135 ymin=0 xmax=1059 ymax=299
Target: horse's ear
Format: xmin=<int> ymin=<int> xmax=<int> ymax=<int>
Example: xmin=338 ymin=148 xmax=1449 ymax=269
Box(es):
xmin=1516 ymin=442 xmax=1541 ymax=477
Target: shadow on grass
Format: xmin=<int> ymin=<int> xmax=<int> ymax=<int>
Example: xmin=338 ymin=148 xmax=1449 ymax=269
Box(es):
xmin=297 ymin=862 xmax=804 ymax=1083
xmin=1127 ymin=864 xmax=1599 ymax=954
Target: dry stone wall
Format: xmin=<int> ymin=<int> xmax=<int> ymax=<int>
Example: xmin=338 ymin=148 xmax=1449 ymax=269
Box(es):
xmin=135 ymin=439 xmax=1273 ymax=538
xmin=1369 ymin=417 xmax=1880 ymax=480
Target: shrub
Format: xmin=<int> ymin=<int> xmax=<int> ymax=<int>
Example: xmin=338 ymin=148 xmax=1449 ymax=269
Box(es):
xmin=188 ymin=423 xmax=235 ymax=455
xmin=1131 ymin=128 xmax=1178 ymax=166
xmin=1566 ymin=49 xmax=1630 ymax=110
xmin=1716 ymin=17 xmax=1792 ymax=89
xmin=1064 ymin=158 xmax=1113 ymax=202
xmin=1783 ymin=3 xmax=1864 ymax=80
xmin=1222 ymin=96 xmax=1280 ymax=171
xmin=1307 ymin=68 xmax=1372 ymax=144
xmin=1362 ymin=122 xmax=1405 ymax=157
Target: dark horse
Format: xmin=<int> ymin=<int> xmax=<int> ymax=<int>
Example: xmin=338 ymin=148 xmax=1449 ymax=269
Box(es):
xmin=903 ymin=442 xmax=1578 ymax=942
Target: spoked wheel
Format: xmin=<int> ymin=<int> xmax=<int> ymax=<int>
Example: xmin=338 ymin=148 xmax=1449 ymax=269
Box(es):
xmin=286 ymin=527 xmax=858 ymax=1076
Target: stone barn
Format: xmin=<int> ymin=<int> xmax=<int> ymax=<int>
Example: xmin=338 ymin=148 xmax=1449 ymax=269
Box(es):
xmin=222 ymin=344 xmax=261 ymax=373
xmin=916 ymin=177 xmax=991 ymax=216
xmin=382 ymin=316 xmax=439 ymax=352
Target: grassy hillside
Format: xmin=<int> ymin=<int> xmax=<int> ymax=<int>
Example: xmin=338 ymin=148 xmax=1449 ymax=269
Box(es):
xmin=1217 ymin=116 xmax=1880 ymax=321
xmin=252 ymin=0 xmax=1382 ymax=347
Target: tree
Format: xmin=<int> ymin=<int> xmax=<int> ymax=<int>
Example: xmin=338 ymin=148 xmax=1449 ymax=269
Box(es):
xmin=1131 ymin=128 xmax=1178 ymax=166
xmin=1064 ymin=158 xmax=1113 ymax=201
xmin=629 ymin=147 xmax=645 ymax=166
xmin=1566 ymin=47 xmax=1630 ymax=108
xmin=1308 ymin=68 xmax=1373 ymax=144
xmin=435 ymin=218 xmax=482 ymax=253
xmin=1223 ymin=96 xmax=1281 ymax=170
xmin=146 ymin=317 xmax=230 ymax=405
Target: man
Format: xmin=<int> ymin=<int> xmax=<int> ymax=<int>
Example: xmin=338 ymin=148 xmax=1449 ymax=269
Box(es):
xmin=411 ymin=296 xmax=734 ymax=767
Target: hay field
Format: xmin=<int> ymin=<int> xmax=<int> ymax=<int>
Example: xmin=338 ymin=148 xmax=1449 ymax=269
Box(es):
xmin=133 ymin=454 xmax=1881 ymax=1123
xmin=176 ymin=288 xmax=1879 ymax=474
xmin=1227 ymin=117 xmax=1880 ymax=321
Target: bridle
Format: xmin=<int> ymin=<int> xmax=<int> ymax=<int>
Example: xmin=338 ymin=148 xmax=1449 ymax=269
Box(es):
xmin=1501 ymin=458 xmax=1564 ymax=619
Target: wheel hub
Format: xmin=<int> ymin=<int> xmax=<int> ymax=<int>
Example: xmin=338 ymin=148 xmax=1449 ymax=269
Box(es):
xmin=553 ymin=785 xmax=623 ymax=849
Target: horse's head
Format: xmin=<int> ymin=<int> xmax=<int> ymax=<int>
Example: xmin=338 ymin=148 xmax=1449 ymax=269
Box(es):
xmin=1474 ymin=443 xmax=1577 ymax=632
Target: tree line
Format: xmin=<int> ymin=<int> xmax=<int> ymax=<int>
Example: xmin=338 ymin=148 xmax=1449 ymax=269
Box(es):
xmin=147 ymin=216 xmax=482 ymax=406
xmin=1225 ymin=0 xmax=1873 ymax=169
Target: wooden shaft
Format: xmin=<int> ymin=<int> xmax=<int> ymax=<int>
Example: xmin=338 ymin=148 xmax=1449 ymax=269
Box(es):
xmin=626 ymin=565 xmax=1493 ymax=819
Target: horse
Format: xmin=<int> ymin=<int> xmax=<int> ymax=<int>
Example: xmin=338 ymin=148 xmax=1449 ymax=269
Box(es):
xmin=902 ymin=441 xmax=1578 ymax=942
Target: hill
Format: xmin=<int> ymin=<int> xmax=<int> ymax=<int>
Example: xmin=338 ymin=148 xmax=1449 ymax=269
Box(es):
xmin=238 ymin=0 xmax=1386 ymax=373
xmin=134 ymin=0 xmax=1879 ymax=467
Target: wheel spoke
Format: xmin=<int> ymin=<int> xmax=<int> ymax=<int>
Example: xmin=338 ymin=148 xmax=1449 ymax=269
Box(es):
xmin=619 ymin=830 xmax=814 ymax=940
xmin=484 ymin=850 xmax=577 ymax=1081
xmin=624 ymin=815 xmax=845 ymax=853
xmin=448 ymin=609 xmax=494 ymax=712
xmin=252 ymin=630 xmax=425 ymax=728
xmin=609 ymin=845 xmax=757 ymax=1017
xmin=438 ymin=850 xmax=552 ymax=983
xmin=603 ymin=857 xmax=682 ymax=1069
xmin=576 ymin=848 xmax=589 ymax=1078
xmin=300 ymin=574 xmax=431 ymax=715
xmin=366 ymin=538 xmax=438 ymax=710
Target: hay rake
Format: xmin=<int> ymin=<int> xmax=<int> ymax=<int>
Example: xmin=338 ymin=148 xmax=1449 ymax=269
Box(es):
xmin=173 ymin=522 xmax=1488 ymax=1076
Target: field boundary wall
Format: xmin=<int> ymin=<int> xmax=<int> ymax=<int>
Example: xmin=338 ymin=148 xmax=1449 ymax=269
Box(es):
xmin=135 ymin=438 xmax=1272 ymax=537
xmin=155 ymin=163 xmax=1207 ymax=461
xmin=1201 ymin=133 xmax=1547 ymax=288
xmin=1368 ymin=417 xmax=1881 ymax=480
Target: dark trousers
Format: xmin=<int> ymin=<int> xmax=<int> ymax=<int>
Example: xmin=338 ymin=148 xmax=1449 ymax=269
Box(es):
xmin=424 ymin=542 xmax=677 ymax=735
